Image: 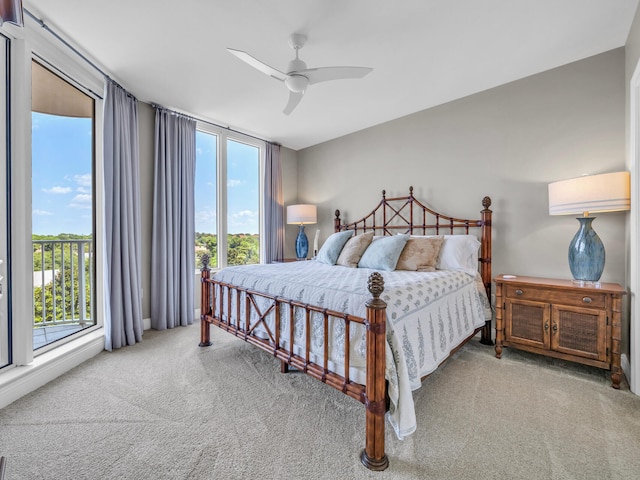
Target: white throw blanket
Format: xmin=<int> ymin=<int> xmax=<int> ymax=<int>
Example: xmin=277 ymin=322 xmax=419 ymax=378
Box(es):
xmin=213 ymin=260 xmax=490 ymax=439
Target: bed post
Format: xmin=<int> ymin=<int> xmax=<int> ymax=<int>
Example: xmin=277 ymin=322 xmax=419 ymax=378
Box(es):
xmin=199 ymin=254 xmax=212 ymax=347
xmin=334 ymin=209 xmax=342 ymax=232
xmin=360 ymin=272 xmax=389 ymax=471
xmin=479 ymin=196 xmax=493 ymax=346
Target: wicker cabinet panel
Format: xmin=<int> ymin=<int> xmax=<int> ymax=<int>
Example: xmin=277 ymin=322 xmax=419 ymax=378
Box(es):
xmin=506 ymin=300 xmax=549 ymax=349
xmin=551 ymin=305 xmax=606 ymax=362
xmin=494 ymin=275 xmax=626 ymax=389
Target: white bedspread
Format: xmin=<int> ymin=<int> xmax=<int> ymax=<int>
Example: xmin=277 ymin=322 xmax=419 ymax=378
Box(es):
xmin=213 ymin=260 xmax=490 ymax=439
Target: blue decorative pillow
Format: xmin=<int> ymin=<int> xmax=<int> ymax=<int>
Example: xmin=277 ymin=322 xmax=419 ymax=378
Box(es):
xmin=316 ymin=230 xmax=354 ymax=265
xmin=358 ymin=234 xmax=410 ymax=271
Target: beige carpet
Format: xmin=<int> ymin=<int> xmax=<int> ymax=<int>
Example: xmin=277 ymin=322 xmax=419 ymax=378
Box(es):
xmin=1 ymin=321 xmax=639 ymax=480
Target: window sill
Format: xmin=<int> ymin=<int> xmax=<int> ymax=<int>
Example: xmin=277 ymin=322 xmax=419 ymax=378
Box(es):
xmin=0 ymin=328 xmax=104 ymax=409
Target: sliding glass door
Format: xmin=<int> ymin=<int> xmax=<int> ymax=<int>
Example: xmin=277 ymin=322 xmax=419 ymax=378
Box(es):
xmin=31 ymin=60 xmax=96 ymax=350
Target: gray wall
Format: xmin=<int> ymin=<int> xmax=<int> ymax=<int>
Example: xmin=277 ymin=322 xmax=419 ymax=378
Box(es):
xmin=297 ymin=48 xmax=626 ymax=292
xmin=281 ymin=146 xmax=300 ymax=260
xmin=138 ymin=102 xmax=155 ymax=321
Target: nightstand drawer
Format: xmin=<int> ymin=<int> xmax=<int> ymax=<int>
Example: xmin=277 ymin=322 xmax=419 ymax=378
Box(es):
xmin=505 ymin=285 xmax=606 ymax=309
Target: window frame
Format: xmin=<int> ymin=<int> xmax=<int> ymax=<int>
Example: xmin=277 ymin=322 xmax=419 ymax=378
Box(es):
xmin=0 ymin=32 xmax=10 ymax=369
xmin=196 ymin=121 xmax=265 ymax=270
xmin=7 ymin=20 xmax=105 ymax=366
xmin=30 ymin=57 xmax=99 ymax=354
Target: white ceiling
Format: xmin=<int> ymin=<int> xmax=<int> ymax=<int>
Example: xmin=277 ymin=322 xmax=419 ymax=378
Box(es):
xmin=24 ymin=0 xmax=639 ymax=151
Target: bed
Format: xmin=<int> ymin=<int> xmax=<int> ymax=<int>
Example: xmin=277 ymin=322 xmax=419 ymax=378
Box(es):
xmin=199 ymin=187 xmax=493 ymax=471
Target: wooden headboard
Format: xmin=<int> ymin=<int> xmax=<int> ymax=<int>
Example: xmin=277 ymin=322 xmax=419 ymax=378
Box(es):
xmin=333 ymin=186 xmax=493 ymax=300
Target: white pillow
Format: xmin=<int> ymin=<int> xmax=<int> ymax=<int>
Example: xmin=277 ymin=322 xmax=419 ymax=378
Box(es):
xmin=437 ymin=235 xmax=481 ymax=275
xmin=409 ymin=234 xmax=480 ymax=275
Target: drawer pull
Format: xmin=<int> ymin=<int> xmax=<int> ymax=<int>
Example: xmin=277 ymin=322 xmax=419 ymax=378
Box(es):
xmin=552 ymin=324 xmax=558 ymax=332
xmin=515 ymin=289 xmax=523 ymax=296
xmin=544 ymin=322 xmax=549 ymax=331
xmin=582 ymin=297 xmax=592 ymax=304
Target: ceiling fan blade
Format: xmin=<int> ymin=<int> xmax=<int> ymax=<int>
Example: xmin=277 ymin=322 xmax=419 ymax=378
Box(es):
xmin=227 ymin=48 xmax=288 ymax=82
xmin=283 ymin=91 xmax=304 ymax=115
xmin=300 ymin=66 xmax=373 ymax=85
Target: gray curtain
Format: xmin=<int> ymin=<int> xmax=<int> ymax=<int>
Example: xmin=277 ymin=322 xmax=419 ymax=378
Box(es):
xmin=0 ymin=0 xmax=24 ymax=27
xmin=264 ymin=143 xmax=284 ymax=263
xmin=151 ymin=108 xmax=196 ymax=330
xmin=103 ymin=79 xmax=143 ymax=351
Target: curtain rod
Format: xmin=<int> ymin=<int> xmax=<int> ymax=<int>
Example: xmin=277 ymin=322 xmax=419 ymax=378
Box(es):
xmin=151 ymin=103 xmax=275 ymax=146
xmin=25 ymin=8 xmax=276 ymax=147
xmin=24 ymin=8 xmax=110 ymax=81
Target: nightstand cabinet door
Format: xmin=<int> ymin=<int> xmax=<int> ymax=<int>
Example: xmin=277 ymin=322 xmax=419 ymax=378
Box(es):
xmin=551 ymin=305 xmax=607 ymax=362
xmin=505 ymin=299 xmax=550 ymax=350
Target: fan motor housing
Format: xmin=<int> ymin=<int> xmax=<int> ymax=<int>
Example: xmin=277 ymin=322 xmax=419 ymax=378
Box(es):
xmin=285 ymin=74 xmax=308 ymax=93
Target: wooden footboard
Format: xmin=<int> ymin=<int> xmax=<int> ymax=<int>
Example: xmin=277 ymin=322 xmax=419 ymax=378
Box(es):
xmin=199 ymin=256 xmax=389 ymax=470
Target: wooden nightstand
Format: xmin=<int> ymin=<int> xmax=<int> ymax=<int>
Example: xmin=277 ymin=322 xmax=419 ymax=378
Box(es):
xmin=494 ymin=274 xmax=626 ymax=389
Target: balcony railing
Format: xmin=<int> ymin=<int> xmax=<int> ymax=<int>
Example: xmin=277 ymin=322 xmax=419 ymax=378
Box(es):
xmin=32 ymin=239 xmax=94 ymax=348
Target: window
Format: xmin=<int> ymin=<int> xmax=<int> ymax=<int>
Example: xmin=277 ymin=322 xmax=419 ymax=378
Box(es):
xmin=31 ymin=60 xmax=96 ymax=351
xmin=195 ymin=126 xmax=263 ymax=269
xmin=0 ymin=34 xmax=9 ymax=369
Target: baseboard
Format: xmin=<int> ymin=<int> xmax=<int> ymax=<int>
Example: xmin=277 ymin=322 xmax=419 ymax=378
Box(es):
xmin=621 ymin=353 xmax=631 ymax=390
xmin=142 ymin=312 xmax=197 ymax=331
xmin=0 ymin=330 xmax=104 ymax=410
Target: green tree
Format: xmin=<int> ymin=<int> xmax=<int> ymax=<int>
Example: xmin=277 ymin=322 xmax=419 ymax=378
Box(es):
xmin=32 ymin=235 xmax=93 ymax=325
xmin=195 ymin=232 xmax=259 ymax=267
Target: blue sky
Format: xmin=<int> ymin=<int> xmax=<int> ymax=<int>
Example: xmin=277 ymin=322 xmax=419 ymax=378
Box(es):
xmin=32 ymin=112 xmax=93 ymax=236
xmin=32 ymin=115 xmax=260 ymax=236
xmin=195 ymin=132 xmax=260 ymax=235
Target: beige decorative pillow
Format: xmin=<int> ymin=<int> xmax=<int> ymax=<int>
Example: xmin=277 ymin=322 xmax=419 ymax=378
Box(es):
xmin=336 ymin=232 xmax=375 ymax=267
xmin=395 ymin=236 xmax=445 ymax=271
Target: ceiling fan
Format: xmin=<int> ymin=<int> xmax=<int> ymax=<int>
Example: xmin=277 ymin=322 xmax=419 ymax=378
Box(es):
xmin=227 ymin=33 xmax=373 ymax=115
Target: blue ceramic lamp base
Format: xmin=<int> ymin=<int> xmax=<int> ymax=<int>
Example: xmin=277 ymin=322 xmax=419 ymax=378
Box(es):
xmin=295 ymin=225 xmax=309 ymax=260
xmin=568 ymin=216 xmax=605 ymax=283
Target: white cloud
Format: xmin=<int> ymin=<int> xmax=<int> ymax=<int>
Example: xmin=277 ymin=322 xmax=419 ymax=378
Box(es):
xmin=196 ymin=208 xmax=217 ymax=223
xmin=72 ymin=174 xmax=92 ymax=187
xmin=33 ymin=209 xmax=53 ymax=216
xmin=228 ymin=210 xmax=258 ymax=233
xmin=232 ymin=210 xmax=256 ymax=219
xmin=43 ymin=186 xmax=72 ymax=194
xmin=227 ymin=179 xmax=241 ymax=188
xmin=229 ymin=210 xmax=258 ymax=225
xmin=77 ymin=187 xmax=91 ymax=194
xmin=69 ymin=193 xmax=92 ymax=209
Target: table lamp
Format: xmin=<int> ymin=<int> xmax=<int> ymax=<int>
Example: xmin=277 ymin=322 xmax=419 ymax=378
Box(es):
xmin=287 ymin=204 xmax=317 ymax=260
xmin=548 ymin=171 xmax=630 ymax=283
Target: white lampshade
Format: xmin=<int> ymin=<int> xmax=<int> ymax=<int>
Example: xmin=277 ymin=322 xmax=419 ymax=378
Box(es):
xmin=287 ymin=204 xmax=317 ymax=225
xmin=548 ymin=171 xmax=630 ymax=216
